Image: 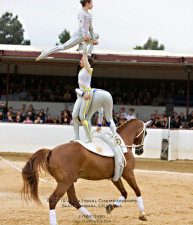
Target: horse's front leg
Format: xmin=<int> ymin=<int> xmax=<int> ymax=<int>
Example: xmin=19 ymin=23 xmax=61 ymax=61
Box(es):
xmin=67 ymin=183 xmax=96 ymax=222
xmin=123 ymin=171 xmax=147 ymax=221
xmin=106 ymin=178 xmax=127 ymax=214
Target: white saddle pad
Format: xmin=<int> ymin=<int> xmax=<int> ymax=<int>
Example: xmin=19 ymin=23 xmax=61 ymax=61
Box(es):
xmin=75 ymin=132 xmax=127 ymax=157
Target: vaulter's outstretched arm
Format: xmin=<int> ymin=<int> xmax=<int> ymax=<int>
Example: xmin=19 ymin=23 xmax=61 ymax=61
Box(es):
xmin=82 ymin=54 xmax=91 ymax=71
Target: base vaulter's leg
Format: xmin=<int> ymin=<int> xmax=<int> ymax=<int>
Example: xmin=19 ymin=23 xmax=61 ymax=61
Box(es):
xmin=71 ymin=96 xmax=82 ymax=142
xmin=79 ymin=90 xmax=93 ymax=143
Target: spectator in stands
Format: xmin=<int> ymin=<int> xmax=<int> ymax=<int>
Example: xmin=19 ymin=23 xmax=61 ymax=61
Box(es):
xmin=3 ymin=113 xmax=13 ymax=122
xmin=22 ymin=104 xmax=27 ymax=113
xmin=117 ymin=114 xmax=127 ymax=126
xmin=130 ymin=92 xmax=136 ymax=105
xmin=27 ymin=111 xmax=35 ymax=122
xmin=7 ymin=115 xmax=14 ymax=122
xmin=20 ymin=88 xmax=28 ymax=100
xmin=8 ymin=89 xmax=14 ymax=101
xmin=187 ymin=111 xmax=193 ymax=122
xmin=151 ymin=97 xmax=158 ymax=106
xmin=116 ymin=97 xmax=123 ymax=105
xmin=20 ymin=108 xmax=27 ymax=122
xmin=188 ymin=119 xmax=193 ymax=129
xmin=120 ymin=107 xmax=127 ymax=119
xmin=15 ymin=115 xmax=22 ymax=123
xmin=8 ymin=107 xmax=16 ymax=120
xmin=64 ymin=106 xmax=72 ymax=119
xmin=126 ymin=108 xmax=135 ymax=120
xmin=162 ymin=116 xmax=169 ymax=128
xmin=154 ymin=109 xmax=159 ymax=117
xmin=38 ymin=111 xmax=45 ymax=123
xmin=146 ymin=92 xmax=152 ymax=105
xmin=0 ymin=103 xmax=8 ymax=116
xmin=27 ymin=92 xmax=34 ymax=101
xmin=34 ymin=116 xmax=44 ymax=124
xmin=171 ymin=116 xmax=181 ymax=128
xmin=163 ymin=111 xmax=168 ymax=118
xmin=1 ymin=89 xmax=7 ymax=100
xmin=28 ymin=104 xmax=36 ymax=115
xmin=61 ymin=111 xmax=70 ymax=124
xmin=0 ymin=111 xmax=3 ymax=122
xmin=36 ymin=95 xmax=42 ymax=102
xmin=23 ymin=116 xmax=33 ymax=123
xmin=134 ymin=97 xmax=142 ymax=106
xmin=113 ymin=111 xmax=119 ymax=125
xmin=152 ymin=117 xmax=161 ymax=128
xmin=166 ymin=93 xmax=174 ymax=104
xmin=45 ymin=115 xmax=54 ymax=124
xmin=159 ymin=114 xmax=165 ymax=127
xmin=142 ymin=98 xmax=148 ymax=105
xmin=171 ymin=112 xmax=178 ymax=121
xmin=53 ymin=116 xmax=60 ymax=124
xmin=157 ymin=93 xmax=164 ymax=105
xmin=64 ymin=90 xmax=72 ymax=102
xmin=150 ymin=114 xmax=156 ymax=122
xmin=122 ymin=91 xmax=128 ymax=105
xmin=13 ymin=88 xmax=21 ymax=100
xmin=179 ymin=113 xmax=185 ymax=123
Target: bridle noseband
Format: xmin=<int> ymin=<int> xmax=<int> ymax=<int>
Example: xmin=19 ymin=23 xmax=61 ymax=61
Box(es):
xmin=125 ymin=122 xmax=146 ymax=151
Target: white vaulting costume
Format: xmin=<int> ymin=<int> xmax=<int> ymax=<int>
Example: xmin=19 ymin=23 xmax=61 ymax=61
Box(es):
xmin=36 ymin=8 xmax=99 ymax=61
xmin=72 ymin=67 xmax=93 ymax=143
xmin=74 ymin=88 xmax=120 ymax=142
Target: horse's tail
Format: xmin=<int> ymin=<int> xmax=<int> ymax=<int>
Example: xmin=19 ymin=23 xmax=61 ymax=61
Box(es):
xmin=21 ymin=149 xmax=51 ymax=204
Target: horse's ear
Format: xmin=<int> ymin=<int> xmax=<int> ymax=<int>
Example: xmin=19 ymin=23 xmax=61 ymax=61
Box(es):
xmin=144 ymin=120 xmax=152 ymax=127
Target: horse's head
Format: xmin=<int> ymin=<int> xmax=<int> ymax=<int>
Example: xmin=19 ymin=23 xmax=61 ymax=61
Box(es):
xmin=133 ymin=120 xmax=151 ymax=155
xmin=117 ymin=119 xmax=151 ymax=155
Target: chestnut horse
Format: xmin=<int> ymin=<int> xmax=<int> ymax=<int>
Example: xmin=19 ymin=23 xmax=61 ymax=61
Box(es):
xmin=22 ymin=119 xmax=148 ymax=224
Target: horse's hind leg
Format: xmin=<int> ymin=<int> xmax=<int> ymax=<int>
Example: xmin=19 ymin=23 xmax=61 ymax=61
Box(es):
xmin=67 ymin=183 xmax=96 ymax=221
xmin=123 ymin=171 xmax=147 ymax=221
xmin=49 ymin=182 xmax=72 ymax=225
xmin=106 ymin=178 xmax=127 ymax=214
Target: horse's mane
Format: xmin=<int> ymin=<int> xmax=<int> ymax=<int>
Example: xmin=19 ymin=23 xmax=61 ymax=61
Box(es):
xmin=117 ymin=118 xmax=139 ymax=132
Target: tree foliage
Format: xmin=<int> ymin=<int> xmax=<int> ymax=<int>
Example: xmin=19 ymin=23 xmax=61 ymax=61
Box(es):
xmin=0 ymin=12 xmax=30 ymax=45
xmin=57 ymin=29 xmax=71 ymax=45
xmin=134 ymin=37 xmax=165 ymax=50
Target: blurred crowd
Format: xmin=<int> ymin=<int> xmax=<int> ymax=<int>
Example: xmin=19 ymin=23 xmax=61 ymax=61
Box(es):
xmin=0 ymin=75 xmax=192 ymax=106
xmin=1 ymin=102 xmax=193 ymax=129
xmin=0 ymin=103 xmax=72 ymax=125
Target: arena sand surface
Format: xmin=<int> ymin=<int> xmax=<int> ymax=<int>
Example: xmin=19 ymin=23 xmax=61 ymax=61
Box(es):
xmin=0 ymin=153 xmax=193 ymax=225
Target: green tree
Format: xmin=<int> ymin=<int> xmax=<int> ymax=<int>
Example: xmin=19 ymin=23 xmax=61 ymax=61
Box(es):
xmin=134 ymin=37 xmax=165 ymax=50
xmin=57 ymin=29 xmax=71 ymax=45
xmin=0 ymin=12 xmax=30 ymax=45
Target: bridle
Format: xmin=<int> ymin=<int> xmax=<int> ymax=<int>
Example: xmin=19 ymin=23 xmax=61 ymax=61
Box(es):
xmin=125 ymin=122 xmax=146 ymax=151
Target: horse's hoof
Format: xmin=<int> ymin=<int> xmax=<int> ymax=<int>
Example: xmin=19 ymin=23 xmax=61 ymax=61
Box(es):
xmin=139 ymin=215 xmax=147 ymax=221
xmin=106 ymin=204 xmax=113 ymax=214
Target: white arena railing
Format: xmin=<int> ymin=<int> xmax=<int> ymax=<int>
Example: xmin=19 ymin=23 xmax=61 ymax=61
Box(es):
xmin=0 ymin=123 xmax=193 ymax=161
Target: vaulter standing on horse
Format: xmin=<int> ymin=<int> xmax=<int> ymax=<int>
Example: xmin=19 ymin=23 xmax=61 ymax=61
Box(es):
xmin=71 ymin=53 xmax=94 ymax=143
xmin=73 ymin=56 xmax=122 ymax=143
xmin=36 ymin=0 xmax=99 ymax=61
